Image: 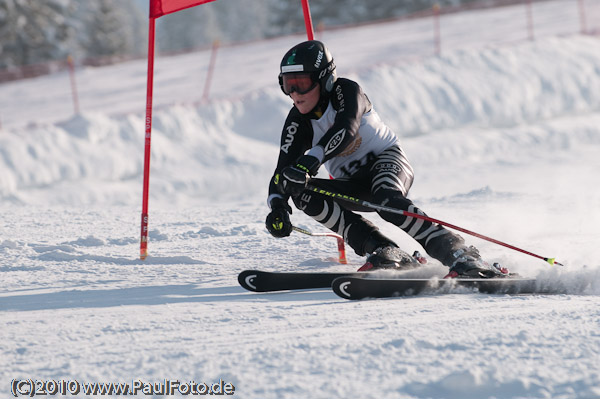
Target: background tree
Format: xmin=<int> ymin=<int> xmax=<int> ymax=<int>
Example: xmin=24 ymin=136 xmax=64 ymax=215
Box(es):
xmin=0 ymin=0 xmax=74 ymax=68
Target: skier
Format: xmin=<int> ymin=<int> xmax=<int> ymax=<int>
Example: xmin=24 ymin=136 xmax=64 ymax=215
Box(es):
xmin=265 ymin=40 xmax=505 ymax=278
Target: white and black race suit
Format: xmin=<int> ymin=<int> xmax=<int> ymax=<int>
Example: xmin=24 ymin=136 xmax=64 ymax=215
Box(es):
xmin=268 ymin=78 xmax=462 ymax=263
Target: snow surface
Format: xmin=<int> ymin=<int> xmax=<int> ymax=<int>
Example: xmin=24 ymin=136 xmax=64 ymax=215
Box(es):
xmin=1 ymin=1 xmax=600 ymax=398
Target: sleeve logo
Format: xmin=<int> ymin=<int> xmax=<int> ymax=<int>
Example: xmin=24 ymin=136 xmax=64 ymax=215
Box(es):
xmin=281 ymin=121 xmax=299 ymax=154
xmin=324 ymin=128 xmax=346 ymax=156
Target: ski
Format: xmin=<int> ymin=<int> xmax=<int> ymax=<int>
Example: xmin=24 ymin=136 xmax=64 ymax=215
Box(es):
xmin=332 ymin=276 xmax=539 ymax=300
xmin=238 ymin=249 xmax=428 ymax=293
xmin=238 ymin=270 xmax=368 ymax=292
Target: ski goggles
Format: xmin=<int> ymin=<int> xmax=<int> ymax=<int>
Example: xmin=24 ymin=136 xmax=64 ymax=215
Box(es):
xmin=281 ymin=73 xmax=318 ymax=95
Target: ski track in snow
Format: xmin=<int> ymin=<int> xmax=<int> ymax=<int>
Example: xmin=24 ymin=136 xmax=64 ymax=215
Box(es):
xmin=2 ymin=2 xmax=600 ymax=398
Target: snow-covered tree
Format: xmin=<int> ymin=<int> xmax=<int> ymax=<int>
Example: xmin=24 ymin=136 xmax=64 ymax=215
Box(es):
xmin=0 ymin=0 xmax=515 ymax=68
xmin=0 ymin=0 xmax=146 ymax=68
xmin=74 ymin=0 xmax=146 ymax=60
xmin=0 ymin=0 xmax=75 ymax=68
xmin=156 ymin=0 xmax=275 ymax=52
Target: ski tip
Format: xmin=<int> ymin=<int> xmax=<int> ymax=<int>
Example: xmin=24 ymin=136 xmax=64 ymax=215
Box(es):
xmin=238 ymin=270 xmax=260 ymax=292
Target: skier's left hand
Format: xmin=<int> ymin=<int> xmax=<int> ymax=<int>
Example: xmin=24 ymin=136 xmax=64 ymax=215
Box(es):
xmin=279 ymin=155 xmax=320 ymax=196
xmin=265 ymin=198 xmax=293 ymax=238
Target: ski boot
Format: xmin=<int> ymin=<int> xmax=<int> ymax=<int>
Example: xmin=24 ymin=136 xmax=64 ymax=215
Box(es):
xmin=444 ymin=246 xmax=509 ymax=278
xmin=358 ymin=246 xmax=425 ymax=272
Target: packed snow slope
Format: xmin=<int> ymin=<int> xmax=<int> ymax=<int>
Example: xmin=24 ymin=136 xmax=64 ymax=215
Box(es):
xmin=1 ymin=4 xmax=600 ymax=399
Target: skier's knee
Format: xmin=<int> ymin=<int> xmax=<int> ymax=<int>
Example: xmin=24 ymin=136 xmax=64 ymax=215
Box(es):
xmin=372 ymin=189 xmax=413 ymax=224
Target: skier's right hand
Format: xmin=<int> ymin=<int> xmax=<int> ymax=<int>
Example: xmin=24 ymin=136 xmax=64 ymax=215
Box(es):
xmin=266 ymin=197 xmax=293 ymax=238
xmin=278 ymin=155 xmax=321 ymax=196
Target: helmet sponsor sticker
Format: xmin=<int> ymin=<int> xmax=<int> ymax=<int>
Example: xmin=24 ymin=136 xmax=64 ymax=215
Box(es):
xmin=282 ymin=65 xmax=304 ymax=73
xmin=314 ymin=50 xmax=324 ymax=68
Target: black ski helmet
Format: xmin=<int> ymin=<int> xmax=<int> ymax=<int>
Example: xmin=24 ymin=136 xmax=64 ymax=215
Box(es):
xmin=279 ymin=40 xmax=337 ymax=96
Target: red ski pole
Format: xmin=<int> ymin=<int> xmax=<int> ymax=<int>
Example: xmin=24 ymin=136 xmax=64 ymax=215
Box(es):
xmin=307 ymin=185 xmax=563 ymax=267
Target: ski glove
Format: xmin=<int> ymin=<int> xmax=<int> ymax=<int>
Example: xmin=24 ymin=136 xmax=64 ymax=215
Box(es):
xmin=266 ymin=197 xmax=293 ymax=238
xmin=279 ymin=155 xmax=321 ymax=196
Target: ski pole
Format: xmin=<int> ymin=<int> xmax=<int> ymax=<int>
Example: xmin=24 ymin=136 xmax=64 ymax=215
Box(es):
xmin=306 ymin=184 xmax=563 ymax=267
xmin=293 ymin=226 xmax=348 ymax=264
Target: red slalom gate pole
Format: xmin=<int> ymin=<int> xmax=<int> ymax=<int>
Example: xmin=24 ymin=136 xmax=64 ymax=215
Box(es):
xmin=301 ymin=0 xmax=315 ymax=40
xmin=140 ymin=0 xmax=219 ymax=261
xmin=433 ymin=4 xmax=441 ymax=56
xmin=140 ymin=17 xmax=157 ymax=260
xmin=67 ymin=55 xmax=80 ymax=115
xmin=307 ymin=185 xmax=563 ymax=267
xmin=526 ymin=0 xmax=535 ymax=41
xmin=293 ymin=226 xmax=347 ymax=264
xmin=578 ymin=0 xmax=588 ymax=34
xmin=201 ymin=40 xmax=219 ymax=103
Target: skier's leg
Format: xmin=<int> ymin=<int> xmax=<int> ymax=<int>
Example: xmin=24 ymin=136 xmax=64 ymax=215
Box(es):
xmin=370 ymin=188 xmax=462 ymax=260
xmin=370 ymin=145 xmax=414 ymax=198
xmin=368 ymin=148 xmax=505 ymax=276
xmin=292 ymin=179 xmax=396 ymax=257
xmin=368 ymin=146 xmax=466 ymax=265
